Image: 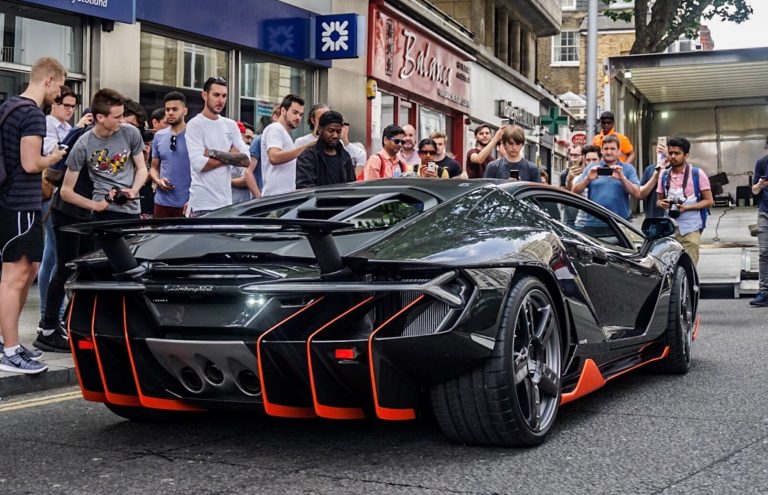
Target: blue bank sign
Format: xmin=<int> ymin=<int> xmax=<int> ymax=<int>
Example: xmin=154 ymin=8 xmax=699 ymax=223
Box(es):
xmin=314 ymin=14 xmax=362 ymax=60
xmin=21 ymin=0 xmax=136 ymax=24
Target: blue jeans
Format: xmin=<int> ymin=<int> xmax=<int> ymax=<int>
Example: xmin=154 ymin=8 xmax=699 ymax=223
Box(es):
xmin=758 ymin=212 xmax=768 ymax=293
xmin=38 ymin=200 xmax=61 ymax=321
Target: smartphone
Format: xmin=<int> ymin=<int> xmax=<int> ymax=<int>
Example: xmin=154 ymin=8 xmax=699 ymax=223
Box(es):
xmin=427 ymin=161 xmax=437 ymax=173
xmin=500 ymin=118 xmax=510 ymax=127
xmin=761 ymin=176 xmax=768 ymax=182
xmin=597 ymin=166 xmax=613 ymax=176
xmin=58 ymin=144 xmax=69 ymax=151
xmin=509 ymin=169 xmax=520 ymax=180
xmin=657 ymin=136 xmax=667 ymax=165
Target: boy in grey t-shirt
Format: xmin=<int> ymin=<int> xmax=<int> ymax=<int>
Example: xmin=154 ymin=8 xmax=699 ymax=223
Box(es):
xmin=61 ymin=89 xmax=147 ymax=220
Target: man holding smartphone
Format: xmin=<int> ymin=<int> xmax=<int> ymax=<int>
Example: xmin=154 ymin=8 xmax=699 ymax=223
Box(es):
xmin=750 ymin=137 xmax=768 ymax=307
xmin=483 ymin=125 xmax=540 ymax=182
xmin=572 ymin=134 xmax=641 ymax=221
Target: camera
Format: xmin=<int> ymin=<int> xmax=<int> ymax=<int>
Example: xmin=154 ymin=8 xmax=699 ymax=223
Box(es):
xmin=668 ymin=197 xmax=685 ymax=219
xmin=140 ymin=127 xmax=154 ymax=143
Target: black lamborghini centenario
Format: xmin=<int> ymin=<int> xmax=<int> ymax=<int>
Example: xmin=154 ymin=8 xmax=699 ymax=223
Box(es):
xmin=64 ymin=179 xmax=699 ymax=446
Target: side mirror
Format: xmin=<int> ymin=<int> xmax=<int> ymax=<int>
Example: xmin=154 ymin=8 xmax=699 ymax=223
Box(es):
xmin=642 ymin=217 xmax=676 ymax=240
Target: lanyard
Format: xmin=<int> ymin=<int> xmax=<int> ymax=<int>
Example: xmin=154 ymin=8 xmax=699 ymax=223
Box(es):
xmin=664 ymin=163 xmax=690 ymax=199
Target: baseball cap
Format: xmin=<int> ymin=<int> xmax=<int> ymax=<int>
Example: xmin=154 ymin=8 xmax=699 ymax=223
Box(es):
xmin=599 ymin=111 xmax=615 ymax=122
xmin=236 ymin=121 xmax=246 ymax=134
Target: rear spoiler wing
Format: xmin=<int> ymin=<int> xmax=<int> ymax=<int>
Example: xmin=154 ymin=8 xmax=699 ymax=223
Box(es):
xmin=63 ymin=217 xmax=353 ymax=279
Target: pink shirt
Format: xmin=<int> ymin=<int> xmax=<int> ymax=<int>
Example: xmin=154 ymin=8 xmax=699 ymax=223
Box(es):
xmin=657 ymin=165 xmax=711 ymax=197
xmin=363 ymin=151 xmax=407 ymax=180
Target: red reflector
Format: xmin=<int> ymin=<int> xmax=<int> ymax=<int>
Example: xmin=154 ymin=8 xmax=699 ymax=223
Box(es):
xmin=77 ymin=339 xmax=95 ymax=350
xmin=334 ymin=348 xmax=356 ymax=360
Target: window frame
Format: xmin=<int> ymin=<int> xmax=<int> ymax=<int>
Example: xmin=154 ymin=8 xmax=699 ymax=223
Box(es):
xmin=551 ymin=31 xmax=580 ymax=67
xmin=515 ymin=190 xmax=640 ymax=253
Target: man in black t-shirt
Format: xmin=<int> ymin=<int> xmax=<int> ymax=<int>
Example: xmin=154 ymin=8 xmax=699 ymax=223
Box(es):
xmin=430 ymin=131 xmax=462 ymax=178
xmin=0 ymin=57 xmax=68 ymax=374
xmin=296 ymin=110 xmax=355 ymax=188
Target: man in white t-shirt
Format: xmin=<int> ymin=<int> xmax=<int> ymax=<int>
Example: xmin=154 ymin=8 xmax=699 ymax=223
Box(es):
xmin=185 ymin=76 xmax=250 ymax=216
xmin=261 ymin=94 xmax=314 ymax=197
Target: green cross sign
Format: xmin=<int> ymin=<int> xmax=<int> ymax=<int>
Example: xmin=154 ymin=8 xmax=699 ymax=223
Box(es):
xmin=540 ymin=107 xmax=569 ymax=135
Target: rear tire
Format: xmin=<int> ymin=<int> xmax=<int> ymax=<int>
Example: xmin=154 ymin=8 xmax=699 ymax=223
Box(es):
xmin=654 ymin=265 xmax=693 ymax=374
xmin=431 ymin=276 xmax=562 ymax=447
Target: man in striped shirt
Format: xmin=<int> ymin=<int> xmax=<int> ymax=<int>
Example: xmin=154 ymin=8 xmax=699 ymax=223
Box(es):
xmin=0 ymin=57 xmax=68 ymax=374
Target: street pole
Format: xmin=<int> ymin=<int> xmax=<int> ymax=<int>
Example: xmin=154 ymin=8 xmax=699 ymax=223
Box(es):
xmin=586 ymin=0 xmax=598 ymax=142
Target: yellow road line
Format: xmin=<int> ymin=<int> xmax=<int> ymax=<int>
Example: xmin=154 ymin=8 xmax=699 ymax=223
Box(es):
xmin=0 ymin=391 xmax=81 ymax=412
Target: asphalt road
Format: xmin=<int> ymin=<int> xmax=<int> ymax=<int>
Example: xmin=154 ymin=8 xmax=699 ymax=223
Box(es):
xmin=2 ymin=298 xmax=767 ymax=495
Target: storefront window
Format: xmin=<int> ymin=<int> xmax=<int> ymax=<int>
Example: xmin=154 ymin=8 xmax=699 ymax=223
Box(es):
xmin=419 ymin=106 xmax=451 ymax=142
xmin=239 ymin=53 xmax=312 ymax=132
xmin=370 ymin=91 xmax=395 ymax=153
xmin=399 ymin=101 xmax=412 ymax=126
xmin=139 ymin=32 xmax=228 ymax=118
xmin=0 ymin=2 xmax=83 ymax=73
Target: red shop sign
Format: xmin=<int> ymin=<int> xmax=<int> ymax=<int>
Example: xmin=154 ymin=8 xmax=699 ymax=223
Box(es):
xmin=370 ymin=6 xmax=472 ymax=113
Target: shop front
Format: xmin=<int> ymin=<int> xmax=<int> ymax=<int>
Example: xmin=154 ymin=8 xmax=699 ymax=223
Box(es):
xmin=135 ymin=0 xmax=327 ymax=131
xmin=0 ymin=0 xmax=133 ymax=110
xmin=367 ymin=3 xmax=472 ymax=156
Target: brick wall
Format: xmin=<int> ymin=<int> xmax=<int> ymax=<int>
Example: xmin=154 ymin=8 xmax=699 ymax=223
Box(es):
xmin=537 ymin=14 xmax=635 ymax=104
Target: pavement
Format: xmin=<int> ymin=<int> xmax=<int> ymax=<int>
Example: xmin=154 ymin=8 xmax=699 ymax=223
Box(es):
xmin=0 ymin=205 xmax=761 ymax=399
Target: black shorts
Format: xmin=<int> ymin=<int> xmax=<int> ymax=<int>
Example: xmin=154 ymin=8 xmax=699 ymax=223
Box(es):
xmin=0 ymin=209 xmax=43 ymax=263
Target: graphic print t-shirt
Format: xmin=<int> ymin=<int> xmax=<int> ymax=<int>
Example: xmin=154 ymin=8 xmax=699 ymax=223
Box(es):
xmin=66 ymin=124 xmax=144 ymax=214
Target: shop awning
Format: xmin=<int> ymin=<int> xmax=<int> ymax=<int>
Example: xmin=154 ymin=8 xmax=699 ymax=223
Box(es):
xmin=609 ymin=47 xmax=768 ymax=104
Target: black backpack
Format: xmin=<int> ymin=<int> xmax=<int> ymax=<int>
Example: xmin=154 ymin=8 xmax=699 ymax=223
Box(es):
xmin=0 ymin=98 xmax=38 ymax=190
xmin=44 ymin=124 xmax=92 ymax=187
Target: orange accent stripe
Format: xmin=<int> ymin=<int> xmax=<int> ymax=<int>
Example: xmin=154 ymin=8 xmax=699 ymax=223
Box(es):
xmin=67 ymin=294 xmax=106 ymax=403
xmin=692 ymin=315 xmax=701 ymax=341
xmin=559 ymin=346 xmax=671 ymax=406
xmin=256 ymin=297 xmax=325 ymax=419
xmin=90 ymin=295 xmax=141 ymax=407
xmin=604 ymin=346 xmax=670 ymax=383
xmin=306 ymin=297 xmax=373 ymax=420
xmin=121 ymin=297 xmax=204 ymax=412
xmin=367 ymin=295 xmax=425 ymax=421
xmin=559 ymin=359 xmax=605 ymax=405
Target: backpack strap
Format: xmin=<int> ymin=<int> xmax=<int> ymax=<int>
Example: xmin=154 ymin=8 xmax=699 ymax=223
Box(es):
xmin=692 ymin=166 xmax=709 ymax=230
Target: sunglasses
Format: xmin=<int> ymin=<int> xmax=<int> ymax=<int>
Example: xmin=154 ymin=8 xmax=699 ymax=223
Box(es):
xmin=418 ymin=149 xmax=436 ymax=155
xmin=170 ymin=134 xmax=177 ymax=151
xmin=388 ymin=138 xmax=405 ymax=145
xmin=204 ymin=76 xmax=227 ymax=90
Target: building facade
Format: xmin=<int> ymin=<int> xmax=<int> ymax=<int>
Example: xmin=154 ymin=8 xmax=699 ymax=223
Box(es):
xmin=3 ymin=0 xmax=572 ymax=181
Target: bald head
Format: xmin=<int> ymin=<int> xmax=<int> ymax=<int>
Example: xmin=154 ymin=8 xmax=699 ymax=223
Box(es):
xmin=402 ymin=124 xmax=416 ymax=152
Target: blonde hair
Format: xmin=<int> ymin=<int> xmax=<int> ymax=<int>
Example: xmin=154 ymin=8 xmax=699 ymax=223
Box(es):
xmin=30 ymin=57 xmax=67 ymax=84
xmin=429 ymin=130 xmax=447 ymax=140
xmin=502 ymin=125 xmax=526 ymax=145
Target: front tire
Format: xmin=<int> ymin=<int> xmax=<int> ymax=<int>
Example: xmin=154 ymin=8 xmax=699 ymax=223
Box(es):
xmin=654 ymin=265 xmax=693 ymax=374
xmin=431 ymin=276 xmax=562 ymax=447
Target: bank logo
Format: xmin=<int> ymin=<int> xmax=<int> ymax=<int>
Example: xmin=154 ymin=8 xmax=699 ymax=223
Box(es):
xmin=261 ymin=18 xmax=308 ymax=60
xmin=315 ymin=14 xmax=360 ymax=60
xmin=320 ymin=20 xmax=349 ymax=53
xmin=267 ymin=24 xmax=295 ymax=54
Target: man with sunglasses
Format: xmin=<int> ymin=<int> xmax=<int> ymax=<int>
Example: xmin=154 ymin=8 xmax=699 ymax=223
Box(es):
xmin=592 ymin=111 xmax=635 ymax=164
xmin=363 ymin=124 xmax=408 ymax=179
xmin=186 ymin=76 xmax=249 ymax=215
xmin=149 ymin=91 xmax=191 ymax=218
